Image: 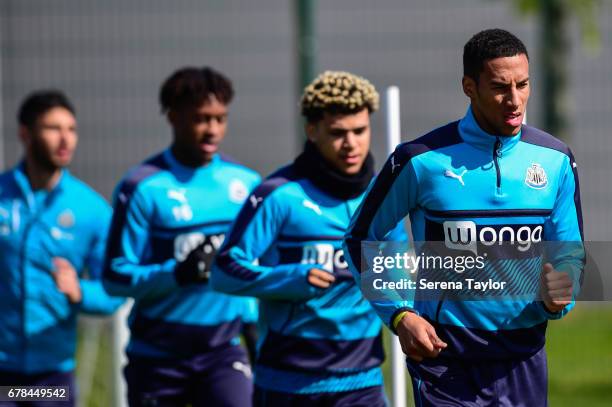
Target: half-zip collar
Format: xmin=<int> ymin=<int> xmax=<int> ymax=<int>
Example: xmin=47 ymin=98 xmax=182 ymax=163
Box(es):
xmin=458 ymin=106 xmax=522 ymax=154
xmin=163 ymin=148 xmax=220 ymax=179
xmin=13 ymin=161 xmax=67 ymax=211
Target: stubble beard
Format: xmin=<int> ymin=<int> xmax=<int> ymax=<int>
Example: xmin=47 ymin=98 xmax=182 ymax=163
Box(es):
xmin=30 ymin=139 xmax=63 ymax=172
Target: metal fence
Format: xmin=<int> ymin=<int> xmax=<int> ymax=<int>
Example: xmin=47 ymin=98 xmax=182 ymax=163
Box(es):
xmin=2 ymin=1 xmax=610 ymax=242
xmin=1 ymin=1 xmax=611 ymax=406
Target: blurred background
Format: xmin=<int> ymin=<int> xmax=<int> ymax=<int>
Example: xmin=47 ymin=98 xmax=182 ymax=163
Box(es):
xmin=1 ymin=1 xmax=610 ymax=406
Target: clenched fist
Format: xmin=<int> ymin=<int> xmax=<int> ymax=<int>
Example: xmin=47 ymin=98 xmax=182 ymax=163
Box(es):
xmin=540 ymin=262 xmax=573 ymax=313
xmin=174 ymin=242 xmax=216 ymax=286
xmin=52 ymin=257 xmax=82 ymax=304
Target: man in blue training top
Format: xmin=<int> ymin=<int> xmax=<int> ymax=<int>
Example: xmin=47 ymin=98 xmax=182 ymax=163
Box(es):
xmin=103 ymin=67 xmax=260 ymax=407
xmin=344 ymin=29 xmax=584 ymax=406
xmin=212 ymin=71 xmax=405 ymax=406
xmin=0 ymin=90 xmax=123 ymax=406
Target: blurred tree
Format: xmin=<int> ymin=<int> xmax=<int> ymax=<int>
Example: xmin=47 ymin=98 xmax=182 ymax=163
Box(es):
xmin=513 ymin=0 xmax=600 ymax=140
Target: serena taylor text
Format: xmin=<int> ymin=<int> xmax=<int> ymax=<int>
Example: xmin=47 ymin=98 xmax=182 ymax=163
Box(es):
xmin=372 ymin=278 xmax=508 ymax=292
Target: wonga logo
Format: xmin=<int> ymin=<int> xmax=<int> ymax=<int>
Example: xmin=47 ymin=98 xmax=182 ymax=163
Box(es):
xmin=443 ymin=221 xmax=478 ymax=254
xmin=443 ymin=221 xmax=543 ymax=254
xmin=301 ymin=244 xmax=348 ymax=272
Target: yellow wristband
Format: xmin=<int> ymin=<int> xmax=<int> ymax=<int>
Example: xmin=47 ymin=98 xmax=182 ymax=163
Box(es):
xmin=392 ymin=311 xmax=410 ymax=330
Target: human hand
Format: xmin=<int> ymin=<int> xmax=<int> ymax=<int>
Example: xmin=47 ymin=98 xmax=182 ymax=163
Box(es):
xmin=540 ymin=262 xmax=573 ymax=313
xmin=174 ymin=242 xmax=215 ymax=286
xmin=52 ymin=257 xmax=82 ymax=304
xmin=396 ymin=312 xmax=447 ymax=362
xmin=307 ymin=268 xmax=336 ymax=288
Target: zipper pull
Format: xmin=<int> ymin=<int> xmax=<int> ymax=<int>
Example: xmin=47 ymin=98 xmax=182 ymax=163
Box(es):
xmin=493 ymin=137 xmax=503 ymax=191
xmin=494 ymin=138 xmax=502 ymax=158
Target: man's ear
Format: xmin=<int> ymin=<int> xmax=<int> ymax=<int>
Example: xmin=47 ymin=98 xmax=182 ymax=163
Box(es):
xmin=166 ymin=110 xmax=178 ymax=127
xmin=18 ymin=125 xmax=31 ymax=147
xmin=305 ymin=122 xmax=317 ymax=143
xmin=462 ymin=75 xmax=477 ymax=99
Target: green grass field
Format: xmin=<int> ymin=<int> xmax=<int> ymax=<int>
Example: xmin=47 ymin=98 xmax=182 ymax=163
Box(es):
xmin=546 ymin=305 xmax=612 ymax=406
xmin=77 ymin=304 xmax=612 ymax=406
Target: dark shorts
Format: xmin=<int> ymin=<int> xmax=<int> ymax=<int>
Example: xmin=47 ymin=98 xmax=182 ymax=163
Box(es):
xmin=0 ymin=370 xmax=74 ymax=407
xmin=407 ymin=347 xmax=548 ymax=407
xmin=253 ymin=385 xmax=387 ymax=407
xmin=125 ymin=345 xmax=253 ymax=407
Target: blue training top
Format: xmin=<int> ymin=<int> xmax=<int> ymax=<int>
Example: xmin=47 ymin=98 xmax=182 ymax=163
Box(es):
xmin=0 ymin=163 xmax=122 ymax=373
xmin=103 ymin=149 xmax=260 ymax=358
xmin=344 ymin=107 xmax=584 ymax=360
xmin=212 ymin=162 xmax=406 ymax=394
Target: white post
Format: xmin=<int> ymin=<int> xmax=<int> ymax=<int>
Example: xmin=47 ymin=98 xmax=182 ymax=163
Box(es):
xmin=76 ymin=317 xmax=102 ymax=404
xmin=385 ymin=86 xmax=407 ymax=407
xmin=112 ymin=300 xmax=133 ymax=407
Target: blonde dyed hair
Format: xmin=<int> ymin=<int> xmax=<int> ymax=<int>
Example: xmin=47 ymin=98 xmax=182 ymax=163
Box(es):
xmin=300 ymin=70 xmax=379 ymax=122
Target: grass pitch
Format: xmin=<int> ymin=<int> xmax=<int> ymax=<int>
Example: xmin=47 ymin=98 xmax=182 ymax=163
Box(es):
xmin=77 ymin=304 xmax=612 ymax=406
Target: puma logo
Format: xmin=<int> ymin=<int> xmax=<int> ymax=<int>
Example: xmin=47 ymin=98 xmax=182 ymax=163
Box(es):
xmin=390 ymin=155 xmax=401 ymax=174
xmin=302 ymin=199 xmax=322 ymax=215
xmin=167 ymin=189 xmax=188 ymax=204
xmin=168 ymin=189 xmax=192 ymax=222
xmin=249 ymin=194 xmax=263 ymax=208
xmin=444 ymin=169 xmax=467 ymax=186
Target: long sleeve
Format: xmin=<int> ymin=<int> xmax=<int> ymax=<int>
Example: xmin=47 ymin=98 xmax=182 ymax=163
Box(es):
xmin=80 ymin=202 xmax=124 ymax=314
xmin=538 ymin=150 xmax=585 ymax=320
xmin=211 ymin=177 xmax=323 ymax=301
xmin=344 ymin=145 xmax=420 ymax=331
xmin=103 ymin=179 xmax=179 ymax=300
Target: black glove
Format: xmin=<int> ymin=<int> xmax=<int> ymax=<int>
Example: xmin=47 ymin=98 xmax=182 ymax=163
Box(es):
xmin=174 ymin=241 xmax=215 ymax=286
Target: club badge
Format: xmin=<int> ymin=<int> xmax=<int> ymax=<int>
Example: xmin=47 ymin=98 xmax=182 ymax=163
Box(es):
xmin=229 ymin=179 xmax=248 ymax=203
xmin=525 ymin=163 xmax=548 ymax=189
xmin=57 ymin=209 xmax=75 ymax=228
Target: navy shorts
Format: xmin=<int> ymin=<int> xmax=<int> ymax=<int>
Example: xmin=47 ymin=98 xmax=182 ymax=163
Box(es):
xmin=253 ymin=385 xmax=387 ymax=407
xmin=0 ymin=370 xmax=74 ymax=407
xmin=125 ymin=344 xmax=253 ymax=407
xmin=407 ymin=347 xmax=548 ymax=407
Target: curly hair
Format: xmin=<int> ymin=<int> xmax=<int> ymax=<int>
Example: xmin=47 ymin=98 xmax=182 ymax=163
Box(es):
xmin=300 ymin=71 xmax=379 ymax=123
xmin=159 ymin=66 xmax=234 ymax=113
xmin=463 ymin=29 xmax=529 ymax=82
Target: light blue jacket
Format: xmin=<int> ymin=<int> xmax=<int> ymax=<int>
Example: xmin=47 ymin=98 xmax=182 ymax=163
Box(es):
xmin=344 ymin=107 xmax=584 ymax=360
xmin=0 ymin=163 xmax=123 ymax=373
xmin=103 ymin=149 xmax=260 ymax=358
xmin=212 ymin=163 xmax=406 ymax=393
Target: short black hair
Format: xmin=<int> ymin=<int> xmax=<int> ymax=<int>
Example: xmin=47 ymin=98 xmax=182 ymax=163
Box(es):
xmin=18 ymin=90 xmax=75 ymax=128
xmin=159 ymin=66 xmax=234 ymax=113
xmin=463 ymin=29 xmax=529 ymax=81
